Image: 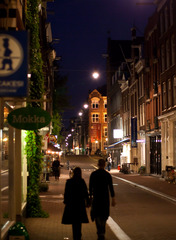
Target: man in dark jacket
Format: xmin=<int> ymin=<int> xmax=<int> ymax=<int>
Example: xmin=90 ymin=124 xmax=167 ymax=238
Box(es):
xmin=89 ymin=159 xmax=116 ymax=240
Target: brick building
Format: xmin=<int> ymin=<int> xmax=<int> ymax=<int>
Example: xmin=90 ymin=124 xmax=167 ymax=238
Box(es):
xmin=88 ymin=89 xmax=107 ymax=155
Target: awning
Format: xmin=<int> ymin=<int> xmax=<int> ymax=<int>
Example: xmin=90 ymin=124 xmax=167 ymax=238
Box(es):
xmin=107 ymin=138 xmax=130 ymax=149
xmin=47 ymin=143 xmax=61 ymax=152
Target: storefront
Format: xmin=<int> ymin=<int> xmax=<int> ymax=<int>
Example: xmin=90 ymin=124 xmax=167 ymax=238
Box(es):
xmin=1 ymin=103 xmax=28 ymax=239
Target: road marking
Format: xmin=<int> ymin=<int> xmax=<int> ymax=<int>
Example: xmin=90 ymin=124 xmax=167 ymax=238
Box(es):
xmin=91 ymin=164 xmax=98 ymax=169
xmin=112 ymin=175 xmax=176 ymax=204
xmin=107 ymin=216 xmax=132 ymax=240
xmin=1 ymin=186 xmax=8 ymax=192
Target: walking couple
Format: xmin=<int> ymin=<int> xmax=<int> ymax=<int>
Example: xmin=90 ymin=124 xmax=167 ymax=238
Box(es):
xmin=62 ymin=158 xmax=116 ymax=240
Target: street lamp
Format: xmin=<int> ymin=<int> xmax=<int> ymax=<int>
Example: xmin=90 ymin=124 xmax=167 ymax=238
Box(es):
xmin=83 ymin=103 xmax=88 ymax=109
xmin=92 ymin=71 xmax=100 ymax=79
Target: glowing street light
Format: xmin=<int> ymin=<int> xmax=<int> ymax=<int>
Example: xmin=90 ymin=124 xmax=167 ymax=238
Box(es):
xmin=83 ymin=104 xmax=88 ymax=109
xmin=78 ymin=112 xmax=83 ymax=116
xmin=92 ymin=71 xmax=100 ymax=79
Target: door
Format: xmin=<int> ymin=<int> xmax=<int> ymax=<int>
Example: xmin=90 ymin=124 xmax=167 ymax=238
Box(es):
xmin=150 ymin=136 xmax=161 ymax=174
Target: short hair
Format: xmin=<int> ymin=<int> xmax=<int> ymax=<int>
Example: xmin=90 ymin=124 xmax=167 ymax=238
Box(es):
xmin=73 ymin=167 xmax=82 ymax=178
xmin=98 ymin=159 xmax=105 ymax=168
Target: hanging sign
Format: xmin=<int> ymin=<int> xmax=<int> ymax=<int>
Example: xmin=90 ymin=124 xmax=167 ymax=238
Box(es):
xmin=7 ymin=107 xmax=51 ymax=130
xmin=0 ymin=31 xmax=28 ymax=97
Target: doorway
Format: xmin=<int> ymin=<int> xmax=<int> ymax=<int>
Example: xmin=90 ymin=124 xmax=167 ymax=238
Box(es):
xmin=150 ymin=136 xmax=161 ymax=174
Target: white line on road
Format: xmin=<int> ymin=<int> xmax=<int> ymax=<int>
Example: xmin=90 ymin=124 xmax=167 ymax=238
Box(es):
xmin=112 ymin=175 xmax=176 ymax=204
xmin=107 ymin=216 xmax=132 ymax=240
xmin=1 ymin=186 xmax=8 ymax=192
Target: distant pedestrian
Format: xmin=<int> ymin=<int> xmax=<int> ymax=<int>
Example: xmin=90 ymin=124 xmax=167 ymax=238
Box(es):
xmin=106 ymin=153 xmax=112 ymax=171
xmin=52 ymin=156 xmax=60 ymax=180
xmin=89 ymin=159 xmax=116 ymax=240
xmin=89 ymin=147 xmax=92 ymax=155
xmin=62 ymin=167 xmax=90 ymax=240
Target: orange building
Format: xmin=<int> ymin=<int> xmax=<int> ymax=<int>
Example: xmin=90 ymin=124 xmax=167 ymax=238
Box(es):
xmin=88 ymin=89 xmax=107 ymax=154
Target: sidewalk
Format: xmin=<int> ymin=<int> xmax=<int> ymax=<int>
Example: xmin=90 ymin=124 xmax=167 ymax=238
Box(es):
xmin=24 ymin=167 xmax=176 ymax=240
xmin=24 ymin=167 xmax=118 ymax=240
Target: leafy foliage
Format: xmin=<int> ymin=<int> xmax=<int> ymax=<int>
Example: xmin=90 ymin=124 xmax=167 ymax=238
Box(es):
xmin=26 ymin=131 xmax=48 ymax=217
xmin=52 ymin=112 xmax=63 ymax=142
xmin=25 ymin=0 xmax=47 ymax=217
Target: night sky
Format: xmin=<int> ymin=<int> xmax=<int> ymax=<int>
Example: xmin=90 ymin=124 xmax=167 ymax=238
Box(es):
xmin=47 ymin=0 xmax=155 ymax=125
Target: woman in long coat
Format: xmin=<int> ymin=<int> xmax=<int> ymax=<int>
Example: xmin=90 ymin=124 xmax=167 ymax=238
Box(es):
xmin=62 ymin=167 xmax=89 ymax=240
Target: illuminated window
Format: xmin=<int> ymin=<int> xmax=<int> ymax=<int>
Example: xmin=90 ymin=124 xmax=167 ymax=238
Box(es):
xmin=140 ymin=103 xmax=145 ymax=126
xmin=92 ymin=114 xmax=99 ymax=123
xmin=104 ymin=127 xmax=107 ymax=137
xmin=91 ymin=98 xmax=99 ymax=109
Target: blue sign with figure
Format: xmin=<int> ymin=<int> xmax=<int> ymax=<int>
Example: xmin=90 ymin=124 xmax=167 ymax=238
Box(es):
xmin=0 ymin=31 xmax=28 ymax=97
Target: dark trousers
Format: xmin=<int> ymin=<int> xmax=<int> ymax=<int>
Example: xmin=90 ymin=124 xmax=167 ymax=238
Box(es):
xmin=95 ymin=217 xmax=106 ymax=240
xmin=72 ymin=222 xmax=82 ymax=240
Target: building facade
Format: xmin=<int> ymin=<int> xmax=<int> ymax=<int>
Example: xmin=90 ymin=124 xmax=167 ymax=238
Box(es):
xmin=88 ymin=89 xmax=107 ymax=155
xmin=106 ymin=39 xmax=132 ymax=166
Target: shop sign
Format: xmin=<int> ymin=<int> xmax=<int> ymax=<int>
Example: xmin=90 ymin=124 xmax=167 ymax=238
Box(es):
xmin=0 ymin=31 xmax=28 ymax=97
xmin=7 ymin=107 xmax=51 ymax=130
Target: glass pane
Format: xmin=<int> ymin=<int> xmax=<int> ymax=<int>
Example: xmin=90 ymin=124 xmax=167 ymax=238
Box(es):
xmin=1 ymin=125 xmax=9 ymax=228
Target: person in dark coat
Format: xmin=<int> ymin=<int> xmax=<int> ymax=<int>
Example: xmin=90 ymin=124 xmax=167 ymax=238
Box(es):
xmin=89 ymin=159 xmax=116 ymax=240
xmin=52 ymin=156 xmax=60 ymax=180
xmin=62 ymin=167 xmax=90 ymax=240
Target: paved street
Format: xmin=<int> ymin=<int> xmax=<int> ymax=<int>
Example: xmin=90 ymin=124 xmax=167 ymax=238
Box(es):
xmin=24 ymin=155 xmax=176 ymax=240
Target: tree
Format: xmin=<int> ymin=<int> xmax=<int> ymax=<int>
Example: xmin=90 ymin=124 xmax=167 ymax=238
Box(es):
xmin=52 ymin=62 xmax=71 ymax=142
